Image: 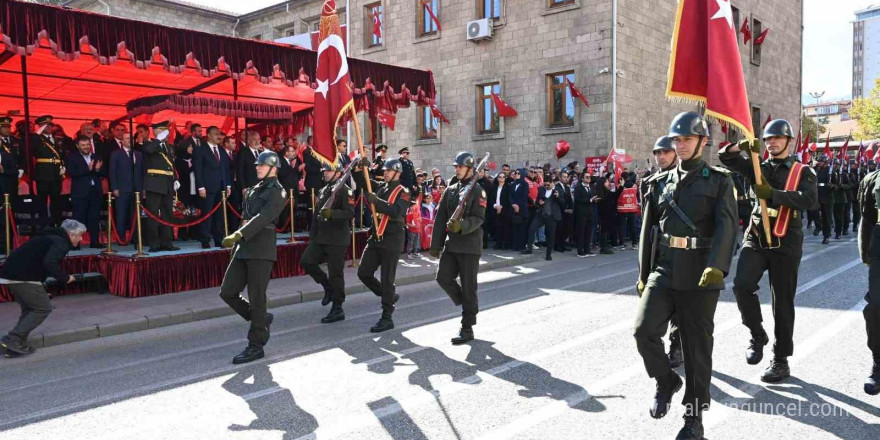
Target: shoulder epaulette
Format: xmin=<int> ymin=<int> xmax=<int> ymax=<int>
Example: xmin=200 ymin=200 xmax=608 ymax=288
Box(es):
xmin=709 ymin=166 xmax=731 ymax=175
xmin=646 ymin=170 xmax=669 ymax=183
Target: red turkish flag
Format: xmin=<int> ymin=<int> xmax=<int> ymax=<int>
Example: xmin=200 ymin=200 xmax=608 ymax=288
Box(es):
xmin=866 ymin=142 xmax=875 ymax=162
xmin=312 ymin=0 xmax=354 ymax=166
xmin=492 ymin=93 xmax=518 ymax=117
xmin=754 ymin=28 xmax=769 ymax=45
xmin=839 ymin=137 xmax=850 ymax=161
xmin=740 ymin=17 xmax=751 ymax=44
xmin=822 ymin=134 xmax=831 ymax=158
xmin=377 ymin=111 xmax=396 ymax=131
xmin=874 ymin=145 xmax=880 ymax=161
xmin=606 ymin=147 xmax=633 ymax=163
xmin=763 ymin=114 xmax=772 ymax=129
xmin=762 ymin=148 xmax=769 ymax=161
xmin=567 ymin=80 xmax=589 ymax=107
xmin=857 ymin=141 xmax=865 ymax=165
xmin=667 ymin=0 xmax=753 ymax=139
xmin=793 ymin=129 xmax=801 ymax=156
xmin=430 ymin=104 xmax=451 ymax=124
xmin=372 ymin=10 xmax=382 ymax=38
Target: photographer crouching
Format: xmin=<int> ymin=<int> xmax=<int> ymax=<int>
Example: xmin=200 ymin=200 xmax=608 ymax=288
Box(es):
xmin=0 ymin=219 xmax=86 ymax=357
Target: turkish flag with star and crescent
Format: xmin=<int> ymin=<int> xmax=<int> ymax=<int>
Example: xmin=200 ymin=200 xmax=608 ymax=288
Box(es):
xmin=667 ymin=0 xmax=754 ymax=140
xmin=312 ymin=0 xmax=354 ymax=166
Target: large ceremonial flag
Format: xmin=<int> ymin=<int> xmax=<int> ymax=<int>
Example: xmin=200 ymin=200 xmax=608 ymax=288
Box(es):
xmin=312 ymin=0 xmax=354 ymax=165
xmin=667 ymin=0 xmax=754 ymax=139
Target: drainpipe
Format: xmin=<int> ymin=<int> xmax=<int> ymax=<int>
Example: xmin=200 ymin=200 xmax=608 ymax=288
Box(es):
xmin=95 ymin=0 xmax=110 ymax=15
xmin=232 ymin=18 xmax=240 ymax=37
xmin=611 ymin=0 xmax=618 ymax=151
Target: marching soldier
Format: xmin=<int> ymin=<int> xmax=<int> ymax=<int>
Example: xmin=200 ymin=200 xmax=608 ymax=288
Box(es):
xmin=398 ymin=147 xmax=416 ymax=191
xmin=870 ymin=159 xmax=878 ymax=173
xmin=32 ymin=115 xmax=64 ymax=229
xmin=831 ymin=159 xmax=849 ymax=239
xmin=0 ymin=117 xmax=22 ymax=251
xmin=219 ymin=151 xmax=287 ymax=364
xmin=634 ymin=112 xmax=737 ymax=440
xmin=301 ymin=162 xmax=355 ymax=324
xmin=354 ymin=158 xmax=410 ymax=333
xmin=430 ymin=151 xmax=487 ymax=345
xmin=719 ymin=119 xmax=818 ymax=383
xmin=814 ymin=155 xmax=833 ymax=244
xmin=142 ymin=121 xmax=181 ymax=252
xmin=641 ymin=135 xmax=684 ymax=368
xmin=858 ymin=168 xmax=880 ymax=395
xmin=851 ymin=159 xmax=863 ymax=234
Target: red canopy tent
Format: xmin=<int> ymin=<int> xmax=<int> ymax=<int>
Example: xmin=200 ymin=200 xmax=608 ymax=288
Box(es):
xmin=0 ymin=0 xmax=436 ymax=139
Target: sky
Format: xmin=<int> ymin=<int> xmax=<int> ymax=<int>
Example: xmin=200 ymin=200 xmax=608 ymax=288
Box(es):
xmin=191 ymin=0 xmax=866 ymax=106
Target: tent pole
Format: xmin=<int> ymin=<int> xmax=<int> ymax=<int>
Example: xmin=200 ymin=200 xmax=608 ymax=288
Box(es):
xmin=233 ymin=79 xmax=240 ymax=140
xmin=20 ymin=55 xmax=33 ymax=192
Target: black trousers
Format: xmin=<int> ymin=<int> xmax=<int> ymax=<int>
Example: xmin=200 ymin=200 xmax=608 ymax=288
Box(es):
xmin=865 ymin=226 xmax=880 ymax=361
xmin=35 ymin=179 xmax=62 ymax=228
xmin=844 ymin=201 xmax=853 ymax=233
xmin=833 ymin=203 xmax=846 ymax=236
xmin=634 ymin=281 xmax=720 ymax=416
xmin=617 ymin=212 xmax=638 ymax=246
xmin=436 ymin=251 xmax=480 ymax=328
xmin=7 ymin=282 xmax=53 ymax=341
xmin=114 ymin=192 xmax=135 ymax=242
xmin=493 ymin=211 xmax=511 ymax=249
xmin=818 ymin=201 xmax=833 ymax=238
xmin=358 ymin=242 xmax=402 ymax=315
xmin=557 ymin=211 xmax=573 ymax=248
xmin=199 ymin=191 xmax=225 ymax=246
xmin=144 ymin=191 xmax=174 ymax=248
xmin=219 ymin=258 xmax=275 ymax=347
xmin=732 ymin=245 xmax=801 ymax=358
xmin=528 ymin=215 xmax=557 ymax=257
xmin=72 ymin=188 xmax=102 ymax=244
xmin=806 ymin=209 xmax=818 ymax=228
xmin=301 ymin=242 xmax=347 ymax=305
xmin=852 ymin=200 xmax=861 ymax=232
xmin=574 ymin=213 xmax=594 ymax=254
xmin=511 ymin=210 xmax=529 ymax=251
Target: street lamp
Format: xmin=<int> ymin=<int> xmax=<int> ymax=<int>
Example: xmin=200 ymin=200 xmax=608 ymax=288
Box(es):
xmin=809 ymin=91 xmax=825 ymax=142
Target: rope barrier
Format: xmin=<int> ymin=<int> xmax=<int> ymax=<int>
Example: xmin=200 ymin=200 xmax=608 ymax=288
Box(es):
xmin=226 ymin=200 xmax=292 ymax=233
xmin=110 ymin=210 xmax=138 ymax=245
xmin=141 ymin=200 xmax=222 ymax=228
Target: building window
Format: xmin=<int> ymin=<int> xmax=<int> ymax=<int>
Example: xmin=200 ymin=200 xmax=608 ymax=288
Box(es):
xmin=751 ymin=17 xmax=762 ymax=66
xmin=418 ymin=0 xmax=439 ymax=37
xmin=285 ymin=28 xmax=297 ymax=37
xmin=365 ymin=2 xmax=384 ymax=47
xmin=548 ymin=0 xmax=575 ymax=8
xmin=546 ymin=71 xmax=575 ymax=128
xmin=751 ymin=106 xmax=761 ymax=137
xmin=417 ymin=106 xmax=439 ymax=140
xmin=480 ymin=0 xmax=501 ymax=19
xmin=477 ymin=83 xmax=500 ymax=135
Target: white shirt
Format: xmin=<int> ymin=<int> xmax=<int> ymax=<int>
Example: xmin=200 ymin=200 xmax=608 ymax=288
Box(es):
xmin=123 ymin=147 xmax=134 ymax=164
xmin=495 ymin=185 xmax=503 ymax=207
xmin=81 ymin=153 xmax=95 ymax=185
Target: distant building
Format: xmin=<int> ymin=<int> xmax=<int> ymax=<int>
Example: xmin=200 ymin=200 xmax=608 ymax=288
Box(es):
xmin=854 ymin=5 xmax=880 ymax=99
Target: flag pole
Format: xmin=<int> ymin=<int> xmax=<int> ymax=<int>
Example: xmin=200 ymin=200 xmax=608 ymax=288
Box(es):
xmin=749 ymin=139 xmax=773 ymax=244
xmin=349 ymin=107 xmax=381 ymax=239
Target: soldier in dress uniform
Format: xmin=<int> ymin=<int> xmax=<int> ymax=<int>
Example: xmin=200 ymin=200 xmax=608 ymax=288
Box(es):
xmin=219 ymin=151 xmax=287 ymax=364
xmin=857 ymin=168 xmax=880 ymax=395
xmin=398 ymin=147 xmax=417 ymax=191
xmin=301 ymin=161 xmax=355 ymax=324
xmin=851 ymin=159 xmax=863 ymax=233
xmin=830 ymin=158 xmax=849 ymax=239
xmin=142 ymin=121 xmax=181 ymax=252
xmin=430 ymin=151 xmax=487 ymax=345
xmin=32 ymin=115 xmax=64 ymax=229
xmin=354 ymin=158 xmax=410 ymax=333
xmin=719 ymin=119 xmax=818 ymax=383
xmin=634 ymin=112 xmax=737 ymax=440
xmin=814 ymin=155 xmax=833 ymax=244
xmin=0 ymin=117 xmax=22 ymax=251
xmin=371 ymin=144 xmax=387 ymax=180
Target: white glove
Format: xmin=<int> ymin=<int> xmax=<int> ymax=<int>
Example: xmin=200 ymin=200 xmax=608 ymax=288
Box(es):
xmin=173 ymin=180 xmax=181 ymax=191
xmin=18 ymin=169 xmax=23 ymax=179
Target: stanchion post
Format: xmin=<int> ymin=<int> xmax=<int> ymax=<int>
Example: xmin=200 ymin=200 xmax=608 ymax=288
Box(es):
xmin=134 ymin=192 xmax=148 ymax=257
xmin=359 ymin=194 xmax=364 ymax=229
xmin=222 ymin=191 xmax=229 ymax=237
xmin=288 ymin=190 xmax=297 ymax=243
xmin=103 ymin=192 xmax=116 ymax=254
xmin=349 ymin=218 xmax=358 ymax=268
xmin=4 ymin=193 xmax=10 ymax=256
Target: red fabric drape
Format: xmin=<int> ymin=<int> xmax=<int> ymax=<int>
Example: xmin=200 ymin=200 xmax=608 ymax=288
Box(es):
xmin=126 ymin=95 xmax=294 ymax=121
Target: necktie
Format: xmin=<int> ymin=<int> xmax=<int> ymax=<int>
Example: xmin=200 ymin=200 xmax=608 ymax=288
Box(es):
xmin=213 ymin=146 xmax=220 ymax=162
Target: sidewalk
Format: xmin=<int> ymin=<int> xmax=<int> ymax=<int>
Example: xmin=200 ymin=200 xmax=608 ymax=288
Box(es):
xmin=0 ymin=250 xmax=539 ymax=349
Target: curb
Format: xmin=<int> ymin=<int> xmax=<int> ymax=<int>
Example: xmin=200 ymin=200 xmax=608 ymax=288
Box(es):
xmin=33 ymin=253 xmax=540 ymax=348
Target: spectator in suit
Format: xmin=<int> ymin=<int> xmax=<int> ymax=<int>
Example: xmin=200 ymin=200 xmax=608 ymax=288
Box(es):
xmin=175 ymin=124 xmax=200 ymax=234
xmin=99 ymin=122 xmax=126 ymax=165
xmin=134 ymin=124 xmax=151 ymax=151
xmin=278 ymin=146 xmax=301 ymax=191
xmin=109 ymin=132 xmax=144 ymax=245
xmin=573 ymin=171 xmax=597 ymax=256
xmin=509 ymin=169 xmax=530 ymax=252
xmin=556 ymin=170 xmax=574 ymax=252
xmin=177 ymin=123 xmax=203 ymax=156
xmin=236 ymin=131 xmax=261 ymax=198
xmin=398 ymin=147 xmax=416 ymax=191
xmin=77 ymin=122 xmax=99 ymax=156
xmin=337 ymin=140 xmax=351 ymax=167
xmin=261 ymin=136 xmax=272 ymax=152
xmin=525 ymin=175 xmax=563 ymax=261
xmin=66 ymin=135 xmax=105 ymax=248
xmin=193 ymin=126 xmax=233 ymax=249
xmin=490 ymin=171 xmax=511 ymax=250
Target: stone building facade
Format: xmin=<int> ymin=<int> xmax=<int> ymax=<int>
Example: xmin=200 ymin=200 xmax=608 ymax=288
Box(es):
xmin=65 ymin=0 xmax=803 ymax=172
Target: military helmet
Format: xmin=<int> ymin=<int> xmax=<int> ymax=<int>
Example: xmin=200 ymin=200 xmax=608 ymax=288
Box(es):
xmin=870 ymin=159 xmax=877 ymax=166
xmin=382 ymin=159 xmax=403 ymax=172
xmin=321 ymin=161 xmax=343 ymax=172
xmin=668 ymin=112 xmax=708 ymax=138
xmin=452 ymin=151 xmax=475 ymax=168
xmin=653 ymin=135 xmax=674 ymax=152
xmin=762 ymin=119 xmax=794 ymax=140
xmin=817 ymin=154 xmax=829 ymax=163
xmin=832 ymin=158 xmax=842 ymax=165
xmin=255 ymin=151 xmax=281 ymax=168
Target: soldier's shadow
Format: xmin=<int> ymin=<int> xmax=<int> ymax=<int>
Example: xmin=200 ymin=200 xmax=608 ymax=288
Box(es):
xmin=711 ymin=371 xmax=880 ymax=438
xmin=221 ymin=363 xmax=318 ymax=439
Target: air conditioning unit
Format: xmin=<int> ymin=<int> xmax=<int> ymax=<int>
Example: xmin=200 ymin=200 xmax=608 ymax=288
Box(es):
xmin=466 ymin=18 xmax=493 ymax=42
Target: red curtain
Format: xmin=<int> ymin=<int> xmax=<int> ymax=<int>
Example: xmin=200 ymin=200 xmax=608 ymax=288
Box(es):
xmin=126 ymin=95 xmax=294 ymax=121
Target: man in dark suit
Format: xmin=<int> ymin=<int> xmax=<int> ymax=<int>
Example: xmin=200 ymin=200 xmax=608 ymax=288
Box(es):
xmin=278 ymin=146 xmax=301 ymax=191
xmin=525 ymin=176 xmax=563 ymax=260
xmin=399 ymin=147 xmax=416 ymax=191
xmin=194 ymin=126 xmax=233 ymax=249
xmin=66 ymin=135 xmax=105 ymax=248
xmin=134 ymin=124 xmax=151 ymax=152
xmin=235 ymin=131 xmax=261 ymax=198
xmin=32 ymin=115 xmax=64 ymax=229
xmin=99 ymin=122 xmax=126 ymax=166
xmin=109 ymin=132 xmax=144 ymax=245
xmin=509 ymin=169 xmax=530 ymax=251
xmin=0 ymin=117 xmax=22 ymax=253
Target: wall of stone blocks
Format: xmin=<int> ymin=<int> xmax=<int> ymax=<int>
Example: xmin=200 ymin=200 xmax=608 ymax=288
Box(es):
xmin=67 ymin=0 xmax=237 ymax=36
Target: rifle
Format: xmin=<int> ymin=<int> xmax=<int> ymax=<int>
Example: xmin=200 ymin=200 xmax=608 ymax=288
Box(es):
xmin=321 ymin=153 xmax=361 ymax=213
xmin=450 ymin=152 xmax=491 ymax=223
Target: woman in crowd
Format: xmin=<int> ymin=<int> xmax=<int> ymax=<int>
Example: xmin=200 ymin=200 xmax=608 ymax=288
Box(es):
xmin=490 ymin=171 xmax=512 ymax=250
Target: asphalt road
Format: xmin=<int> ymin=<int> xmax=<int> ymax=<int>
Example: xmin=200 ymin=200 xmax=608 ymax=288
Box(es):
xmin=0 ymin=233 xmax=877 ymax=440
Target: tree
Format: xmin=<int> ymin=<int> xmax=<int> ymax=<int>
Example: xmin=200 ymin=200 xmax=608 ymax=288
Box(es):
xmin=851 ymin=78 xmax=880 ymax=140
xmin=801 ymin=114 xmax=825 ymax=141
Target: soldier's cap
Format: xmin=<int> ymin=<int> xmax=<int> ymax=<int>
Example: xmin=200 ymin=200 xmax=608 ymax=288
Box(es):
xmin=376 ymin=144 xmax=388 ymax=152
xmin=151 ymin=120 xmax=171 ymax=132
xmin=398 ymin=147 xmax=409 ymax=154
xmin=34 ymin=115 xmax=53 ymax=126
xmin=0 ymin=116 xmax=11 ymax=127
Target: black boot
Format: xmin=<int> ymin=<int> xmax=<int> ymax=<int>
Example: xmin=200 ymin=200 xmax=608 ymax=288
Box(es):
xmin=761 ymin=357 xmax=791 ymax=383
xmin=232 ymin=344 xmax=264 ymax=364
xmin=813 ymin=228 xmax=820 ymax=236
xmin=675 ymin=415 xmax=704 ymax=440
xmin=321 ymin=304 xmax=345 ymax=324
xmin=321 ymin=282 xmax=333 ymax=306
xmin=370 ymin=314 xmax=395 ymax=333
xmin=545 ymin=253 xmax=552 ymax=261
xmin=451 ymin=327 xmax=474 ymax=345
xmin=650 ymin=371 xmax=682 ymax=419
xmin=745 ymin=329 xmax=769 ymax=365
xmin=865 ymin=360 xmax=880 ymax=395
xmin=822 ymin=237 xmax=830 ymax=244
xmin=668 ymin=343 xmax=683 ymax=368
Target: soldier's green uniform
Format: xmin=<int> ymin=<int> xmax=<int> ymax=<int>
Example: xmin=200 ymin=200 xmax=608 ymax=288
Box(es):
xmin=718 ymin=120 xmax=818 ymax=383
xmin=142 ymin=122 xmax=178 ymax=251
xmin=32 ymin=115 xmax=64 ymax=228
xmin=219 ymin=151 xmax=287 ymax=364
xmin=301 ymin=163 xmax=355 ymax=323
xmin=634 ymin=112 xmax=737 ymax=437
xmin=354 ymin=159 xmax=410 ymax=333
xmin=830 ymin=159 xmax=849 ymax=238
xmin=431 ymin=152 xmax=487 ymax=345
xmin=858 ymin=170 xmax=880 ymax=395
